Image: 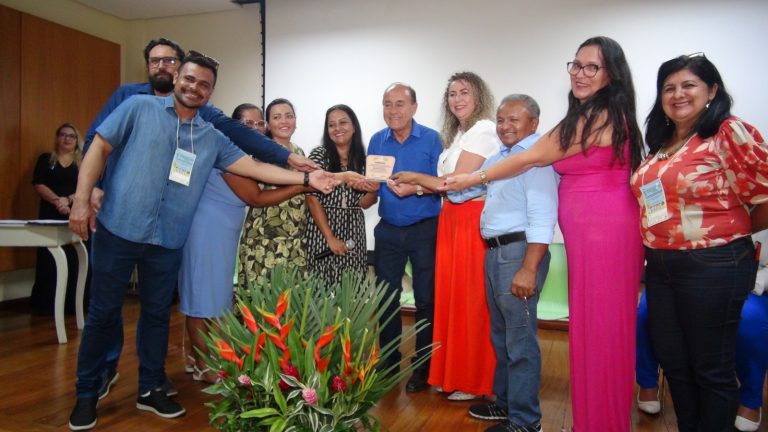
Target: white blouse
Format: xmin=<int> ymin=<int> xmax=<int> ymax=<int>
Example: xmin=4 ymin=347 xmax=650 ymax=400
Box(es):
xmin=437 ymin=119 xmax=499 ymax=176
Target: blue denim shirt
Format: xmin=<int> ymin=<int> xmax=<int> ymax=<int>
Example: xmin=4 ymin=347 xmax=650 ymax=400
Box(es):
xmin=448 ymin=133 xmax=559 ymax=244
xmin=95 ymin=95 xmax=245 ymax=249
xmin=368 ymin=120 xmax=443 ymax=226
xmin=84 ymin=82 xmax=290 ymax=164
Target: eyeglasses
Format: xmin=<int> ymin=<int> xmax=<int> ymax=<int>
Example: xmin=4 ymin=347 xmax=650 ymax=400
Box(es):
xmin=58 ymin=133 xmax=77 ymax=140
xmin=567 ymin=61 xmax=603 ymax=78
xmin=242 ymin=119 xmax=266 ymax=128
xmin=148 ymin=56 xmax=178 ymax=68
xmin=187 ymin=50 xmax=220 ymax=70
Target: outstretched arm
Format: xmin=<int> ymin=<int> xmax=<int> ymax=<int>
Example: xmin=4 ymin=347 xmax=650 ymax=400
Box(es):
xmin=225 ymin=156 xmax=337 ymax=193
xmin=221 ymin=173 xmax=312 ymax=207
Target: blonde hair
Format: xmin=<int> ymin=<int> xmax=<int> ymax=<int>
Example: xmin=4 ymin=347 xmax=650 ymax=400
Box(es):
xmin=440 ymin=71 xmax=495 ymax=147
xmin=50 ymin=123 xmax=83 ymax=167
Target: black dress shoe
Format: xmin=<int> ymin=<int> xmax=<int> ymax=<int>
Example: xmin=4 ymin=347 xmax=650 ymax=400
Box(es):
xmin=405 ymin=370 xmax=429 ymax=393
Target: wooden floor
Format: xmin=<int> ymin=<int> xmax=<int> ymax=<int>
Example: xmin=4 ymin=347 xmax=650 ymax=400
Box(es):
xmin=0 ymin=297 xmax=764 ymax=432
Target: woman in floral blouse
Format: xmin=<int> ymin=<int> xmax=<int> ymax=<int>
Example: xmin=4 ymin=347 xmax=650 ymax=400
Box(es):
xmin=238 ymin=99 xmax=311 ymax=287
xmin=630 ymin=53 xmax=768 ymax=432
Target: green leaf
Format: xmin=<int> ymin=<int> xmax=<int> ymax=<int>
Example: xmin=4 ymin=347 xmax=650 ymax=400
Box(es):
xmin=240 ymin=407 xmax=280 ymax=418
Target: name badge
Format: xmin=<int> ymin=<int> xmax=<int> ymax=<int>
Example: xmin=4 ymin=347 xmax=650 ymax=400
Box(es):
xmin=169 ymin=148 xmax=196 ymax=186
xmin=640 ymin=179 xmax=670 ymax=227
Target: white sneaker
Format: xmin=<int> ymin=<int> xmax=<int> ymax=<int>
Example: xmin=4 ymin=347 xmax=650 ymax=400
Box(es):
xmin=636 ymin=392 xmax=660 ymax=415
xmin=735 ymin=409 xmax=761 ymax=432
xmin=446 ymin=390 xmax=481 ymax=401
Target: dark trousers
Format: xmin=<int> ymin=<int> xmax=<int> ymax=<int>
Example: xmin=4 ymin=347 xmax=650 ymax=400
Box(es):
xmin=645 ymin=237 xmax=756 ymax=432
xmin=75 ymin=222 xmax=181 ymax=397
xmin=374 ymin=217 xmax=438 ymax=371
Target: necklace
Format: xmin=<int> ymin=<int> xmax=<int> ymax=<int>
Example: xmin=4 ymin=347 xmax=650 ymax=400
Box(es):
xmin=656 ymin=134 xmax=692 ymax=160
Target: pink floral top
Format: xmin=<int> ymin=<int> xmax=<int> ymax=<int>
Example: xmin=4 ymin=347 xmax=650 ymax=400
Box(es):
xmin=631 ymin=117 xmax=768 ymax=250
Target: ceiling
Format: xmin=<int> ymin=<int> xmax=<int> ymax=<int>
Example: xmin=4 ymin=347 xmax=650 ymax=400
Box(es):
xmin=73 ymin=0 xmax=257 ymax=20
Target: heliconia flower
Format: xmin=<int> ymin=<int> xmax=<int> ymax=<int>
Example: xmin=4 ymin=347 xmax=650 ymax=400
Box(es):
xmin=342 ymin=337 xmax=352 ymax=377
xmin=217 ymin=370 xmax=228 ymax=380
xmin=258 ymin=308 xmax=282 ymax=330
xmin=280 ymin=319 xmax=294 ymax=341
xmin=314 ymin=325 xmax=338 ymax=372
xmin=331 ymin=375 xmax=347 ymax=393
xmin=266 ymin=331 xmax=288 ymax=351
xmin=279 ymin=349 xmax=292 ymax=370
xmin=239 ymin=343 xmax=252 ymax=355
xmin=238 ymin=374 xmax=252 ymax=386
xmin=254 ymin=332 xmax=266 ymax=363
xmin=213 ymin=338 xmax=243 ymax=369
xmin=239 ymin=303 xmax=258 ymax=334
xmin=302 ymin=388 xmax=318 ymax=405
xmin=275 ymin=290 xmax=290 ymax=319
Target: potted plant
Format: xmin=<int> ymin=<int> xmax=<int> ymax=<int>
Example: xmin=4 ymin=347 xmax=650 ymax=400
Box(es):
xmin=201 ymin=266 xmax=431 ymax=431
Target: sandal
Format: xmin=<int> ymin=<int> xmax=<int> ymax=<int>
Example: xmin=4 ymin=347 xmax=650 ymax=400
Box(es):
xmin=193 ymin=365 xmax=220 ymax=384
xmin=184 ymin=355 xmax=195 ymax=374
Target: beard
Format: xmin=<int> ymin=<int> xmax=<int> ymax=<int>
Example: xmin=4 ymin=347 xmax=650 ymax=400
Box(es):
xmin=149 ymin=72 xmax=174 ymax=93
xmin=174 ymin=86 xmax=205 ymax=109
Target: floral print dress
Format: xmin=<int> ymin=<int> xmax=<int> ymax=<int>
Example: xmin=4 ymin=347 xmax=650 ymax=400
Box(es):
xmin=238 ymin=145 xmax=308 ymax=287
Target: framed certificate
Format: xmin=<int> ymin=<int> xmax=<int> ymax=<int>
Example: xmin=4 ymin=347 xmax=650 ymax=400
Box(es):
xmin=365 ymin=155 xmax=395 ymax=181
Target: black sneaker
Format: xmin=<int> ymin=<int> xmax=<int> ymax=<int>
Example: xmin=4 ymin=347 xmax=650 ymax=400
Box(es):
xmin=97 ymin=370 xmax=119 ymax=400
xmin=485 ymin=420 xmax=542 ymax=432
xmin=69 ymin=397 xmax=98 ymax=431
xmin=162 ymin=377 xmax=178 ymax=397
xmin=136 ymin=388 xmax=185 ymax=418
xmin=469 ymin=402 xmax=508 ymax=421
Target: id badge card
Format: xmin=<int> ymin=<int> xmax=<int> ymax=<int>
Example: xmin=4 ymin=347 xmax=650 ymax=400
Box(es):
xmin=640 ymin=179 xmax=670 ymax=227
xmin=169 ymin=148 xmax=196 ymax=186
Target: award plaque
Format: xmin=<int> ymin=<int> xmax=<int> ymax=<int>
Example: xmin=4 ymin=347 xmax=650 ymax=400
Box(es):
xmin=365 ymin=155 xmax=395 ymax=181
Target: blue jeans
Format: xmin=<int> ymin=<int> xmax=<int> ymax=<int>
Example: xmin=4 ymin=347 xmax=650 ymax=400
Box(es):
xmin=637 ymin=290 xmax=768 ymax=409
xmin=75 ymin=222 xmax=181 ymax=397
xmin=374 ymin=217 xmax=437 ymax=371
xmin=645 ymin=238 xmax=756 ymax=432
xmin=485 ymin=241 xmax=550 ymax=426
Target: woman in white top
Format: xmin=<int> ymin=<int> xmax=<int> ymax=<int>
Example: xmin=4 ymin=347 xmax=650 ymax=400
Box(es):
xmin=393 ymin=72 xmax=498 ymax=400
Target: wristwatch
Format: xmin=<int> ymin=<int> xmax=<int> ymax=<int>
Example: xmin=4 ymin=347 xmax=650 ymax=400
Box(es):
xmin=478 ymin=170 xmax=489 ymax=186
xmin=303 ymin=172 xmax=310 ymax=187
xmin=415 ymin=185 xmax=424 ymax=196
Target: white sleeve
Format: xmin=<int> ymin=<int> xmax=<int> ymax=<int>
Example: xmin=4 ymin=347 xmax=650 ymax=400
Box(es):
xmin=459 ymin=120 xmax=499 ymax=159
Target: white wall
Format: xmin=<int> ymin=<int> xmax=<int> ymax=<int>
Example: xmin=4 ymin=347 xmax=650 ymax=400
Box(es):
xmin=266 ymin=0 xmax=767 ymax=148
xmin=125 ymin=4 xmax=264 ymax=116
xmin=265 ymin=0 xmax=768 ymax=246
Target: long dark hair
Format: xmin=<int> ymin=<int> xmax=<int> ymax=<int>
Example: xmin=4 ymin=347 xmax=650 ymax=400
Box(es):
xmin=264 ymin=98 xmax=295 ymax=140
xmin=557 ymin=36 xmax=643 ymax=170
xmin=645 ymin=54 xmax=732 ymax=153
xmin=322 ymin=104 xmax=366 ymax=174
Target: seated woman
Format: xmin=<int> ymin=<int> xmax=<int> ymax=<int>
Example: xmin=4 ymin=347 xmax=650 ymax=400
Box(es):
xmin=636 ymin=233 xmax=768 ymax=431
xmin=30 ymin=123 xmax=83 ymax=315
xmin=305 ymin=104 xmax=378 ymax=286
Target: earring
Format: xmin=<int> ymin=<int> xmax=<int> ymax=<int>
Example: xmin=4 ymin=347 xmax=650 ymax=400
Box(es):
xmin=665 ymin=116 xmax=670 ymax=126
xmin=705 ymin=101 xmax=711 ymax=109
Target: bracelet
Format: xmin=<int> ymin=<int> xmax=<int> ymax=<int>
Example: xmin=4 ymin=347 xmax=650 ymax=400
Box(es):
xmin=478 ymin=170 xmax=489 ymax=186
xmin=303 ymin=172 xmax=310 ymax=187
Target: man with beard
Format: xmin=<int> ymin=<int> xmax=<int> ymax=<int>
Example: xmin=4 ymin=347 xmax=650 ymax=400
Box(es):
xmin=67 ymin=54 xmax=336 ymax=431
xmin=83 ymin=38 xmax=317 ymax=401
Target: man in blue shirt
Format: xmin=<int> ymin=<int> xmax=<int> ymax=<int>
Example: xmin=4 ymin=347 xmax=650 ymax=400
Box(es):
xmin=85 ymin=38 xmax=318 ymax=401
xmin=67 ymin=54 xmax=335 ymax=431
xmin=449 ymin=95 xmax=558 ymax=432
xmin=367 ymin=83 xmax=442 ymax=393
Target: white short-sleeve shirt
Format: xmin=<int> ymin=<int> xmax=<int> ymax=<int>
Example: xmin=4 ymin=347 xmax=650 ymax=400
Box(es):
xmin=438 ymin=119 xmax=499 ymax=176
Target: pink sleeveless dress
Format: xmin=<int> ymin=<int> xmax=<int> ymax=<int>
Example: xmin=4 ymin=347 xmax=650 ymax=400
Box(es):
xmin=552 ymin=144 xmax=643 ymax=431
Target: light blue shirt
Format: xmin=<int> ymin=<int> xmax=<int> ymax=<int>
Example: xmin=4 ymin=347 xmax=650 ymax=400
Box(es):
xmin=96 ymin=95 xmax=245 ymax=249
xmin=448 ymin=133 xmax=559 ymax=244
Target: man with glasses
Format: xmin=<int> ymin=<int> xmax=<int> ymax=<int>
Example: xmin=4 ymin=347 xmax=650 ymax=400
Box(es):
xmin=67 ymin=53 xmax=336 ymax=431
xmin=83 ymin=38 xmax=318 ymax=404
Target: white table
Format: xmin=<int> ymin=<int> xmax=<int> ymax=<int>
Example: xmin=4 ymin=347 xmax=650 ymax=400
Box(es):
xmin=0 ymin=220 xmax=88 ymax=343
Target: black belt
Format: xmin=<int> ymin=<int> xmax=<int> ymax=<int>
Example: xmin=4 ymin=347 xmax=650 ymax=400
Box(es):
xmin=484 ymin=231 xmax=526 ymax=249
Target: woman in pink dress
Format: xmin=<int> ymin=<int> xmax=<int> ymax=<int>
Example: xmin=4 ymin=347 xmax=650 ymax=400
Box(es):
xmin=443 ymin=36 xmax=645 ymax=431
